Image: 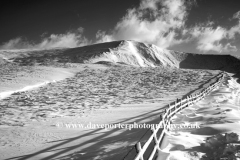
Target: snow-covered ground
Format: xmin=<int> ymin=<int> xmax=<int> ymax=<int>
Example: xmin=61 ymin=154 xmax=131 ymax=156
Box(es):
xmin=1 ymin=40 xmax=240 ymax=160
xmin=159 ymin=75 xmax=240 ymax=160
xmin=0 ymin=81 xmax=51 ymax=100
xmin=0 ymin=66 xmax=76 ymax=100
xmin=0 ymin=65 xmax=218 ymax=160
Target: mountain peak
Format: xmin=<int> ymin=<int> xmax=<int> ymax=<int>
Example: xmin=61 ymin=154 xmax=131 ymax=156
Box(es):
xmin=84 ymin=40 xmax=181 ymax=67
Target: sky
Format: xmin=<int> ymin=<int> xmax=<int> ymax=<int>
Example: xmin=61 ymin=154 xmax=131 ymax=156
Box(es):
xmin=0 ymin=0 xmax=240 ymax=55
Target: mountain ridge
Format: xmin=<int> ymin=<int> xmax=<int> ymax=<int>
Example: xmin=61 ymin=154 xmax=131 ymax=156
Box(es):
xmin=1 ymin=40 xmax=240 ymax=76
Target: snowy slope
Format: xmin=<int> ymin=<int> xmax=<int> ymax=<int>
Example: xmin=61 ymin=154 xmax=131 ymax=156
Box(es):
xmin=1 ymin=40 xmax=240 ymax=73
xmin=85 ymin=40 xmax=182 ymax=67
xmin=0 ymin=40 xmax=183 ymax=67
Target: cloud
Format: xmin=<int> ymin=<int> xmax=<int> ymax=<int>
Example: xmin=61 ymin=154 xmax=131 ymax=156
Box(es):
xmin=228 ymin=10 xmax=240 ymax=39
xmin=96 ymin=0 xmax=193 ymax=48
xmin=1 ymin=1 xmax=239 ymax=54
xmin=96 ymin=0 xmax=239 ymax=53
xmin=223 ymin=43 xmax=238 ymax=52
xmin=233 ymin=11 xmax=240 ymax=19
xmin=190 ymin=25 xmax=228 ymax=52
xmin=189 ymin=10 xmax=240 ymax=53
xmin=0 ymin=27 xmax=90 ymax=50
xmin=0 ymin=38 xmax=34 ymax=50
xmin=190 ymin=25 xmax=238 ymax=52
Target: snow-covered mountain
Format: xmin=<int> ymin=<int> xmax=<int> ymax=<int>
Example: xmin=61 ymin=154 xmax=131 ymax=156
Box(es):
xmin=1 ymin=40 xmax=240 ymax=74
xmin=84 ymin=40 xmax=184 ymax=67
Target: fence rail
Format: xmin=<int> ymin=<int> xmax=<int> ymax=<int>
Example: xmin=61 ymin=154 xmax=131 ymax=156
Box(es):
xmin=133 ymin=72 xmax=226 ymax=160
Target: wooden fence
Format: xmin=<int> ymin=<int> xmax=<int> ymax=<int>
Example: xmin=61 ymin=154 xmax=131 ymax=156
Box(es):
xmin=133 ymin=72 xmax=225 ymax=160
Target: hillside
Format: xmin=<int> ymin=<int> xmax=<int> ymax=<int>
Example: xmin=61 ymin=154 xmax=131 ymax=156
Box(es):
xmin=1 ymin=40 xmax=240 ymax=74
xmin=1 ymin=40 xmax=240 ymax=160
xmin=1 ymin=40 xmax=240 ymax=87
xmin=0 ymin=40 xmax=181 ymax=67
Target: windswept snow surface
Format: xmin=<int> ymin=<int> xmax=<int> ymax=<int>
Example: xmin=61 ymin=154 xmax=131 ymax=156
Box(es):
xmin=86 ymin=40 xmax=181 ymax=67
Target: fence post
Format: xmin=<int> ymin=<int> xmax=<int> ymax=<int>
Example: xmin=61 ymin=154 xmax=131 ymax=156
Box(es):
xmin=164 ymin=109 xmax=168 ymax=125
xmin=136 ymin=142 xmax=144 ymax=160
xmin=166 ymin=108 xmax=169 ymax=120
xmin=151 ymin=126 xmax=160 ymax=150
xmin=175 ymin=101 xmax=177 ymax=112
xmin=167 ymin=108 xmax=172 ymax=118
xmin=179 ymin=99 xmax=182 ymax=110
xmin=190 ymin=95 xmax=193 ymax=105
xmin=167 ymin=118 xmax=170 ymax=132
xmin=189 ymin=95 xmax=191 ymax=105
xmin=160 ymin=114 xmax=163 ymax=122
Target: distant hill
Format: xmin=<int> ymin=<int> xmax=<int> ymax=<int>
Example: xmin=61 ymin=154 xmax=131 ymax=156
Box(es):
xmin=1 ymin=40 xmax=240 ymax=77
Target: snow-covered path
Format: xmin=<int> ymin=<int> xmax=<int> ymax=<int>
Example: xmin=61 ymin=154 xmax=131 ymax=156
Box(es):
xmin=160 ymin=75 xmax=240 ymax=160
